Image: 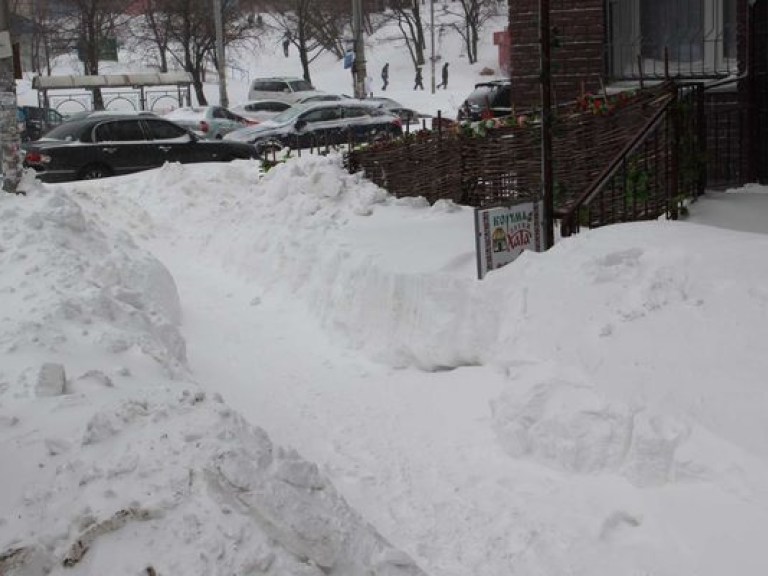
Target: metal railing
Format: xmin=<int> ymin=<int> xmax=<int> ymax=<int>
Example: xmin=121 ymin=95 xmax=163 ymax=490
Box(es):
xmin=556 ymin=91 xmax=680 ymax=235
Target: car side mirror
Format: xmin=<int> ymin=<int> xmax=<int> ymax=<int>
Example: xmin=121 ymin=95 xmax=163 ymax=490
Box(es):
xmin=295 ymin=119 xmax=307 ymax=131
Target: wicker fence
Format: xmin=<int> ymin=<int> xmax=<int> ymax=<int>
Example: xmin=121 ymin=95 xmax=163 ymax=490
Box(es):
xmin=346 ymin=82 xmax=688 ymax=233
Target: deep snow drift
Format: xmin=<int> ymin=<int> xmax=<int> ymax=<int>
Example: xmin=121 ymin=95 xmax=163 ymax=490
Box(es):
xmin=0 ymin=173 xmax=427 ymax=576
xmin=2 ymin=155 xmax=768 ymax=575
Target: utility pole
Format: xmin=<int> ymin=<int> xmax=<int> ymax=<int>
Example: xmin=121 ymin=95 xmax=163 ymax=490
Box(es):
xmin=213 ymin=0 xmax=229 ymax=108
xmin=430 ymin=0 xmax=435 ymax=94
xmin=539 ymin=0 xmax=554 ymax=249
xmin=0 ymin=0 xmax=20 ymax=194
xmin=351 ymin=0 xmax=366 ymax=99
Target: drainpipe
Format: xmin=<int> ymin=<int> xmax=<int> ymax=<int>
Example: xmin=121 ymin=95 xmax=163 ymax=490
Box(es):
xmin=540 ymin=0 xmax=554 ymax=248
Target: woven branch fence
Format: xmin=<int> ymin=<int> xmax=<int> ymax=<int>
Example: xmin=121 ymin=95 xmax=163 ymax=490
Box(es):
xmin=345 ymin=82 xmax=691 ymax=232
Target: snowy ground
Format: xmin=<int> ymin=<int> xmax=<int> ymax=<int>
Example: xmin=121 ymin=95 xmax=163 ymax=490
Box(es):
xmin=2 ymin=156 xmax=768 ymax=575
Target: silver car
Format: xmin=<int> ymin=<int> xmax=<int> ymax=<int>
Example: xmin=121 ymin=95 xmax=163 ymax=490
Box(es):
xmin=163 ymin=106 xmax=251 ymax=139
xmin=247 ymin=76 xmax=326 ymax=103
xmin=230 ymin=100 xmax=292 ymax=123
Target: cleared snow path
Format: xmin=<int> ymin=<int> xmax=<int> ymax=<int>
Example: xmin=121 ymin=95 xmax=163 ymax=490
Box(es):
xmin=152 ymin=250 xmax=527 ymax=576
xmin=59 ymin=160 xmax=768 ymax=576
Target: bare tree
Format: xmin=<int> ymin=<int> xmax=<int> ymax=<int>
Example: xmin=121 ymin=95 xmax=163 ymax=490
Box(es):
xmin=134 ymin=0 xmax=173 ymax=72
xmin=61 ymin=0 xmax=127 ymax=109
xmin=12 ymin=0 xmax=72 ymax=75
xmin=385 ymin=0 xmax=426 ymax=70
xmin=255 ymin=0 xmax=348 ymax=85
xmin=445 ymin=0 xmax=502 ymax=64
xmin=134 ymin=0 xmax=257 ymax=105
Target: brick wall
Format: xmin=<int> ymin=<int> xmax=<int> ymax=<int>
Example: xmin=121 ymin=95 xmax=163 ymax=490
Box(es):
xmin=509 ymin=0 xmax=605 ymax=108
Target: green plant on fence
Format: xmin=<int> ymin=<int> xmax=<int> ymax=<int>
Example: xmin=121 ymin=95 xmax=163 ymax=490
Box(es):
xmin=623 ymin=157 xmax=650 ymax=206
xmin=553 ymin=179 xmax=567 ymax=207
xmin=578 ymin=205 xmax=591 ymax=227
xmin=674 ymin=97 xmax=707 ymax=198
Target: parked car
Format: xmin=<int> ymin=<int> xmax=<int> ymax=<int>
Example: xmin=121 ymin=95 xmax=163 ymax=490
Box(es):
xmin=22 ymin=114 xmax=258 ymax=183
xmin=230 ymin=99 xmax=292 ymax=123
xmin=247 ymin=76 xmax=326 ymax=103
xmin=367 ymin=98 xmax=430 ymax=124
xmin=224 ymin=100 xmax=402 ymax=154
xmin=18 ymin=106 xmax=65 ymax=141
xmin=295 ymin=93 xmax=347 ymax=104
xmin=359 ymin=97 xmax=429 ymax=124
xmin=457 ymin=79 xmax=512 ymax=121
xmin=365 ymin=96 xmax=403 ymax=109
xmin=163 ymin=106 xmax=251 ymax=139
xmin=62 ymin=110 xmax=159 ymax=122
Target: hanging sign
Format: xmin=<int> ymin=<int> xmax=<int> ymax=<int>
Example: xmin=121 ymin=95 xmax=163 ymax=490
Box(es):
xmin=475 ymin=200 xmax=544 ymax=279
xmin=343 ymin=50 xmax=355 ymax=69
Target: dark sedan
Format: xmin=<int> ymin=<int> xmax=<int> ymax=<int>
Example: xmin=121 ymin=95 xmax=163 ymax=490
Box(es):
xmin=23 ymin=114 xmax=259 ymax=183
xmin=224 ymin=101 xmax=402 ymax=153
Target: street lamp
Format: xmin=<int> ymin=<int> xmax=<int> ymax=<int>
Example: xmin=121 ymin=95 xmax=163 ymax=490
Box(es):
xmin=351 ymin=0 xmax=367 ymax=99
xmin=213 ymin=0 xmax=228 ymax=108
xmin=430 ymin=0 xmax=435 ymax=94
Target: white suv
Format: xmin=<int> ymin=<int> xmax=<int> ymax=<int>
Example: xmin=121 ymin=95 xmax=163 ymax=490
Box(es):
xmin=247 ymin=77 xmax=325 ymax=103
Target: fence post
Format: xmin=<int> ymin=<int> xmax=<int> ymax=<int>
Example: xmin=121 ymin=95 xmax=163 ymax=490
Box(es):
xmin=540 ymin=0 xmax=555 ymax=249
xmin=696 ymin=85 xmax=706 ymax=195
xmin=670 ymin=90 xmax=680 ymax=219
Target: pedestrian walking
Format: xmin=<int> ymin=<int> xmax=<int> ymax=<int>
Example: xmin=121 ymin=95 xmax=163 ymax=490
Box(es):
xmin=414 ymin=67 xmax=424 ymax=90
xmin=437 ymin=62 xmax=449 ymax=89
xmin=283 ymin=32 xmax=291 ymax=58
xmin=381 ymin=63 xmax=389 ymax=91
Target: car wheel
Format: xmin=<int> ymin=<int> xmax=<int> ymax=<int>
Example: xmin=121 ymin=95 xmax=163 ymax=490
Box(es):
xmin=78 ymin=163 xmax=112 ymax=180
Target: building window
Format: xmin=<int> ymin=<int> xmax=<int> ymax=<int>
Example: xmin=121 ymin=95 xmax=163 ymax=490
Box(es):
xmin=608 ymin=0 xmax=738 ymax=79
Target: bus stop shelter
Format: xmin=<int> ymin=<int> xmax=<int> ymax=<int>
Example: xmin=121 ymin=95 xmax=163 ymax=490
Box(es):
xmin=31 ymin=71 xmax=194 ymax=114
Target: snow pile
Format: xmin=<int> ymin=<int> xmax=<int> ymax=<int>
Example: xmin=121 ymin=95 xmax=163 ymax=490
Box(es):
xmin=81 ymin=157 xmax=768 ymax=465
xmin=13 ymin=158 xmax=768 ymax=575
xmin=89 ymin=156 xmax=488 ymax=370
xmin=0 ymin=183 xmax=184 ymax=379
xmin=0 ymin=183 xmax=428 ymax=576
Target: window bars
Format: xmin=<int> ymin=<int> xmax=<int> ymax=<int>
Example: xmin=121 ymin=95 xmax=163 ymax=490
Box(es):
xmin=606 ymin=0 xmax=739 ymax=80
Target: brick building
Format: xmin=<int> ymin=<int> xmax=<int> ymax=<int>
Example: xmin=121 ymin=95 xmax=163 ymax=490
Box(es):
xmin=508 ymin=0 xmax=768 ymax=186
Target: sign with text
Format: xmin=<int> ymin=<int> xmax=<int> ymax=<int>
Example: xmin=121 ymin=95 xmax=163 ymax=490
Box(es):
xmin=475 ymin=201 xmax=544 ymax=279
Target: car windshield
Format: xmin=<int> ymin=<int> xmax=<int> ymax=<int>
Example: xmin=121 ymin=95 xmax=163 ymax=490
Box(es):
xmin=288 ymin=79 xmax=313 ymax=92
xmin=270 ymin=105 xmax=309 ymax=124
xmin=465 ymin=85 xmax=497 ymax=106
xmin=41 ymin=121 xmax=90 ymax=142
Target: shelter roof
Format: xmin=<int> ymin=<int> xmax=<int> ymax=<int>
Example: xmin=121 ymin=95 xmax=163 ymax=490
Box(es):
xmin=32 ymin=72 xmax=193 ymax=90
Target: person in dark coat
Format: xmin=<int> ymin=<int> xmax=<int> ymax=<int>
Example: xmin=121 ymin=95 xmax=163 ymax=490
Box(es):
xmin=437 ymin=62 xmax=449 ymax=89
xmin=282 ymin=32 xmax=291 ymax=57
xmin=381 ymin=63 xmax=389 ymax=91
xmin=414 ymin=67 xmax=424 ymax=90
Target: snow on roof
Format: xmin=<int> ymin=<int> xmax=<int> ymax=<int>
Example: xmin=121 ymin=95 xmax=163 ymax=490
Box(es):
xmin=32 ymin=71 xmax=194 ymax=90
xmin=164 ymin=107 xmax=208 ymax=119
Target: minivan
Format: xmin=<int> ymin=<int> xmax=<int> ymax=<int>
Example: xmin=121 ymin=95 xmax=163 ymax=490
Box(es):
xmin=248 ymin=77 xmax=325 ymax=103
